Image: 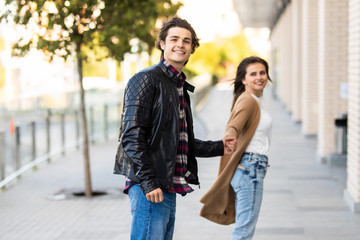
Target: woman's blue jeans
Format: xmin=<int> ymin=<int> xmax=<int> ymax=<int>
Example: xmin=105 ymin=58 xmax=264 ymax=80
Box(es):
xmin=128 ymin=184 xmax=176 ymax=240
xmin=230 ymin=152 xmax=268 ymax=240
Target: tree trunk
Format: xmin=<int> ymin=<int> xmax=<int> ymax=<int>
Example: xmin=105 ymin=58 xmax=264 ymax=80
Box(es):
xmin=76 ymin=41 xmax=93 ymax=197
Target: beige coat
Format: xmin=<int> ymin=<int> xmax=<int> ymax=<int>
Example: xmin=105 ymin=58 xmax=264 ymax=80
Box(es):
xmin=199 ymin=92 xmax=261 ymax=225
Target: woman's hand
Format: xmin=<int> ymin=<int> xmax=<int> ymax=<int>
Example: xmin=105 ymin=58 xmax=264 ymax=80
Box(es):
xmin=223 ymin=136 xmax=237 ymax=155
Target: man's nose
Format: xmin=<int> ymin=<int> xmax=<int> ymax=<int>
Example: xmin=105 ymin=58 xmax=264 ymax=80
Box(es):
xmin=177 ymin=41 xmax=184 ymax=47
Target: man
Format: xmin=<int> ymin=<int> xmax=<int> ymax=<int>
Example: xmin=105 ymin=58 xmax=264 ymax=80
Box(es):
xmin=114 ymin=16 xmax=236 ymax=240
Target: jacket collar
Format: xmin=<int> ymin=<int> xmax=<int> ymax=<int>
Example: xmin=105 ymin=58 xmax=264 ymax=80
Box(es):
xmin=157 ymin=61 xmax=195 ymax=93
xmin=184 ymin=81 xmax=195 ymax=93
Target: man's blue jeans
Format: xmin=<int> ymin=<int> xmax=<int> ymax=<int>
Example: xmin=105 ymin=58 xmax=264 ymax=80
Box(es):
xmin=128 ymin=184 xmax=176 ymax=240
xmin=230 ymin=152 xmax=268 ymax=240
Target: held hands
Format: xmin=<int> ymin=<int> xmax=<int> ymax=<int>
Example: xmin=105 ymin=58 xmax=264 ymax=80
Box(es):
xmin=223 ymin=136 xmax=237 ymax=155
xmin=145 ymin=138 xmax=237 ymax=203
xmin=146 ymin=188 xmax=164 ymax=203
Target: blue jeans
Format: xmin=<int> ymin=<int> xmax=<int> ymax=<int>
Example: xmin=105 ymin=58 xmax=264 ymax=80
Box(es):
xmin=128 ymin=184 xmax=176 ymax=240
xmin=230 ymin=152 xmax=268 ymax=240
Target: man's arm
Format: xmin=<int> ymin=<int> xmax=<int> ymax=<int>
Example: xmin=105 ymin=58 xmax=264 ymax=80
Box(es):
xmin=192 ymin=137 xmax=236 ymax=157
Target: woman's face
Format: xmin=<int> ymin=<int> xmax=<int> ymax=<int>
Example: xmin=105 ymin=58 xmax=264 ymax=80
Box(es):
xmin=242 ymin=62 xmax=268 ymax=97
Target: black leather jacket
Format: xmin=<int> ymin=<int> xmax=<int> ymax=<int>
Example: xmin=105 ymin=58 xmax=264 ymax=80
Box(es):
xmin=114 ymin=61 xmax=224 ymax=194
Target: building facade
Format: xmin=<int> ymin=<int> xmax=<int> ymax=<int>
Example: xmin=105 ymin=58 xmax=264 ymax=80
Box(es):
xmin=233 ymin=0 xmax=360 ymax=213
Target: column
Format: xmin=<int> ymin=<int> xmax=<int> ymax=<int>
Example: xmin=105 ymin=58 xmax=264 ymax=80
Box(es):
xmin=317 ymin=0 xmax=348 ymax=160
xmin=345 ymin=0 xmax=360 ymax=213
xmin=301 ymin=0 xmax=319 ymax=135
xmin=270 ymin=4 xmax=293 ymax=111
xmin=291 ymin=0 xmax=303 ymax=122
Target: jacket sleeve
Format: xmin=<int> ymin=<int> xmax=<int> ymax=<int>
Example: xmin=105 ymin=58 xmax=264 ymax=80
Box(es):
xmin=193 ymin=139 xmax=224 ymax=157
xmin=121 ymin=72 xmax=160 ymax=194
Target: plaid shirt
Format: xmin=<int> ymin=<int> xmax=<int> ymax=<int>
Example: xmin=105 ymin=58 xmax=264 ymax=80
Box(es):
xmin=124 ymin=59 xmax=194 ymax=195
xmin=164 ymin=59 xmax=195 ymax=196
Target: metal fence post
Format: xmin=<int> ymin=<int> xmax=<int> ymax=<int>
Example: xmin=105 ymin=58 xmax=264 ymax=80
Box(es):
xmin=61 ymin=113 xmax=65 ymax=155
xmin=104 ymin=104 xmax=108 ymax=140
xmin=15 ymin=126 xmax=21 ymax=170
xmin=31 ymin=121 xmax=36 ymax=161
xmin=46 ymin=109 xmax=51 ymax=162
xmin=0 ymin=130 xmax=5 ymax=181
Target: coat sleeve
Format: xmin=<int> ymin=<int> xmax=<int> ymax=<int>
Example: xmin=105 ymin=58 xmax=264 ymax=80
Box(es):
xmin=121 ymin=72 xmax=160 ymax=194
xmin=224 ymin=97 xmax=256 ymax=139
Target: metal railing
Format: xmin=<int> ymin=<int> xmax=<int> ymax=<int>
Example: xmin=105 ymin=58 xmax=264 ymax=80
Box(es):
xmin=0 ymin=99 xmax=123 ymax=190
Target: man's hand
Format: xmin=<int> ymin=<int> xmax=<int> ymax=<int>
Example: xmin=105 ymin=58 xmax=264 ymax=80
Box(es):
xmin=223 ymin=136 xmax=236 ymax=155
xmin=145 ymin=188 xmax=164 ymax=203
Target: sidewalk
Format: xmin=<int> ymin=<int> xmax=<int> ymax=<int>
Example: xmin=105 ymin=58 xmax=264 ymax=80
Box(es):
xmin=0 ymin=83 xmax=360 ymax=240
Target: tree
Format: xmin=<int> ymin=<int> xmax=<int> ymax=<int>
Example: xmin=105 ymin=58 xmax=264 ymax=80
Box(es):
xmin=186 ymin=33 xmax=255 ymax=80
xmin=0 ymin=0 xmax=181 ymax=197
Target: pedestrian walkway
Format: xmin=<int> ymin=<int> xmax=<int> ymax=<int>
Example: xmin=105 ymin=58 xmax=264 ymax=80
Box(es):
xmin=0 ymin=83 xmax=359 ymax=240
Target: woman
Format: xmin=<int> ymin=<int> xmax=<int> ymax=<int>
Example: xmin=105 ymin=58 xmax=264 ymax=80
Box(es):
xmin=200 ymin=56 xmax=272 ymax=240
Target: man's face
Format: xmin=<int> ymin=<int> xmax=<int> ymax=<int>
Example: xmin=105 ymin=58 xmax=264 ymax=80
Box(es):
xmin=160 ymin=27 xmax=192 ymax=72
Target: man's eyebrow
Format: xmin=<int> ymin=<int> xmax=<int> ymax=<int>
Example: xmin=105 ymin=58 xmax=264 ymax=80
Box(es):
xmin=168 ymin=35 xmax=191 ymax=41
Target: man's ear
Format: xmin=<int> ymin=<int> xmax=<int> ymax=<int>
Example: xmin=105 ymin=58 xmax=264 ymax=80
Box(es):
xmin=160 ymin=40 xmax=165 ymax=50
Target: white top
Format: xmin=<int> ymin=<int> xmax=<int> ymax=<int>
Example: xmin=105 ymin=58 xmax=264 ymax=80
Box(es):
xmin=245 ymin=94 xmax=273 ymax=156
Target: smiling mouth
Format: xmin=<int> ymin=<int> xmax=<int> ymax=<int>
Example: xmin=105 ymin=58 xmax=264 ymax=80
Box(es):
xmin=174 ymin=50 xmax=185 ymax=54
